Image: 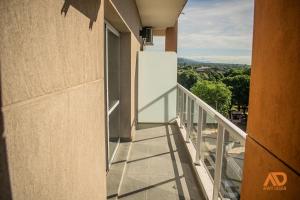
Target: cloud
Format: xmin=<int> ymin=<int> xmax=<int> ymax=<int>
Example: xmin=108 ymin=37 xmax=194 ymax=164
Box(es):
xmin=185 ymin=55 xmax=251 ymax=65
xmin=179 ymin=34 xmax=251 ymax=50
xmin=178 ymin=0 xmax=254 ymax=64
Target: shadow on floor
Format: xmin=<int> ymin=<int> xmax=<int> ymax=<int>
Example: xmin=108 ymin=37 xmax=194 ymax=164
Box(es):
xmin=170 ymin=124 xmax=206 ymax=199
xmin=117 ymin=123 xmax=205 ymax=200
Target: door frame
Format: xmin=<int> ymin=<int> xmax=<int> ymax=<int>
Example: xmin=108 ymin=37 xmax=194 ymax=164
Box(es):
xmin=105 ymin=20 xmax=121 ymax=170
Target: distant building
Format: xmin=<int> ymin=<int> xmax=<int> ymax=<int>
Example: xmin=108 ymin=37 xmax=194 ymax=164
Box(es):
xmin=196 ymin=66 xmax=211 ymax=72
xmin=230 ymin=111 xmax=243 ymax=123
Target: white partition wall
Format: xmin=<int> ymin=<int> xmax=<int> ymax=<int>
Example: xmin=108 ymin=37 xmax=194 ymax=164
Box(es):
xmin=138 ymin=51 xmax=177 ymax=123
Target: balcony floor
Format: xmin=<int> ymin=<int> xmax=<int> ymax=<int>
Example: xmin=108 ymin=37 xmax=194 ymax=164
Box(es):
xmin=118 ymin=123 xmax=204 ymax=200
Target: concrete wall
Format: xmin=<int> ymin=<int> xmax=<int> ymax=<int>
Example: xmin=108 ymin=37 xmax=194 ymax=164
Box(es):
xmin=119 ymin=33 xmax=140 ymax=140
xmin=0 ymin=0 xmax=106 ymax=199
xmin=120 ymin=33 xmax=132 ymax=140
xmin=107 ymin=0 xmax=142 ymax=140
xmin=130 ymin=35 xmax=141 ymax=139
xmin=241 ymin=0 xmax=300 ymax=199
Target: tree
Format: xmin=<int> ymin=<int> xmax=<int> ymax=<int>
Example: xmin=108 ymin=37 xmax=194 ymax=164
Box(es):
xmin=198 ymin=70 xmax=224 ymax=82
xmin=178 ymin=69 xmax=200 ymax=90
xmin=224 ymin=67 xmax=251 ymax=77
xmin=191 ymin=80 xmax=232 ymax=116
xmin=222 ymin=75 xmax=250 ymax=113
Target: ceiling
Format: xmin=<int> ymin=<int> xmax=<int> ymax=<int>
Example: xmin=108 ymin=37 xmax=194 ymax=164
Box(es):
xmin=135 ymin=0 xmax=187 ymax=29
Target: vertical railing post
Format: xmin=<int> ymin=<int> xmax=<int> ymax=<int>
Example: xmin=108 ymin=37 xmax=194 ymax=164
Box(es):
xmin=180 ymin=90 xmax=184 ymax=127
xmin=190 ymin=99 xmax=194 ymax=135
xmin=202 ymin=110 xmax=207 ymax=130
xmin=183 ymin=93 xmax=187 ymax=124
xmin=212 ymin=123 xmax=225 ymax=200
xmin=186 ymin=97 xmax=191 ymax=142
xmin=195 ymin=106 xmax=203 ymax=165
xmin=178 ymin=87 xmax=182 ymax=118
xmin=176 ymin=87 xmax=179 ymax=117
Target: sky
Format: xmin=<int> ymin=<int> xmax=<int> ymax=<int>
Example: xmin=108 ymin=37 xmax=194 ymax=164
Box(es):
xmin=145 ymin=0 xmax=254 ymax=65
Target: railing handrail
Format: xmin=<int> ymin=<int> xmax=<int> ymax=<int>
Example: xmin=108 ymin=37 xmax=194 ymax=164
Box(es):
xmin=177 ymin=83 xmax=247 ymax=140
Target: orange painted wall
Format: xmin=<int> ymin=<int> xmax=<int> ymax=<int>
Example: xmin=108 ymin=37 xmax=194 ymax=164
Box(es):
xmin=165 ymin=21 xmax=178 ymax=52
xmin=241 ymin=0 xmax=300 ymax=199
xmin=241 ymin=138 xmax=299 ymax=200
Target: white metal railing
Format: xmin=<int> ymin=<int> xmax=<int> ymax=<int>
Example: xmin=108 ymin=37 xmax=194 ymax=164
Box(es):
xmin=176 ymin=83 xmax=247 ymax=200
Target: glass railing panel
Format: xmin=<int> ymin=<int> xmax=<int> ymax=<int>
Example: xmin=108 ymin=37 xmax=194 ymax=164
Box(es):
xmin=219 ymin=130 xmax=245 ymax=200
xmin=201 ymin=111 xmax=219 ymax=179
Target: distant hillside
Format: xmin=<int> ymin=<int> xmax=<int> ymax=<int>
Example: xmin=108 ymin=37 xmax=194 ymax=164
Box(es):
xmin=178 ymin=57 xmax=202 ymax=65
xmin=178 ymin=57 xmax=250 ymax=69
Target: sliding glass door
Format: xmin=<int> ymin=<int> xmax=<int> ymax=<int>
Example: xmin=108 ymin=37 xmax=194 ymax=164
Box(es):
xmin=105 ymin=22 xmax=120 ymax=169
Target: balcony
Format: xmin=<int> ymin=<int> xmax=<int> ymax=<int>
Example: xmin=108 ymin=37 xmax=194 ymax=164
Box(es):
xmin=108 ymin=78 xmax=246 ymax=200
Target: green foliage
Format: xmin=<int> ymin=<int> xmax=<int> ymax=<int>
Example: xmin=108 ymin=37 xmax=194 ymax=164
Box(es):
xmin=178 ymin=69 xmax=200 ymax=90
xmin=191 ymin=80 xmax=232 ymax=116
xmin=243 ymin=67 xmax=251 ymax=76
xmin=224 ymin=67 xmax=251 ymax=77
xmin=221 ymin=75 xmax=250 ymax=111
xmin=177 ymin=63 xmax=251 ymax=117
xmin=198 ymin=70 xmax=224 ymax=81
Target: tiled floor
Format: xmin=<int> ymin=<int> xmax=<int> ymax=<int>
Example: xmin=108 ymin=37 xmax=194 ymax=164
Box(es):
xmin=118 ymin=123 xmax=204 ymax=200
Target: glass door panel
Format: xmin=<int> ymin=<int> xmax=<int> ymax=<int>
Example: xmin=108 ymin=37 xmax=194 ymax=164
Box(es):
xmin=108 ymin=106 xmax=120 ymax=162
xmin=105 ymin=24 xmax=121 ymax=169
xmin=107 ymin=28 xmax=120 ymax=109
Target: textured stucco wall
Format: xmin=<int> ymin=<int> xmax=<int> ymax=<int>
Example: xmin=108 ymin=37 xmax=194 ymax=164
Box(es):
xmin=0 ymin=0 xmax=106 ymax=199
xmin=241 ymin=0 xmax=300 ymax=199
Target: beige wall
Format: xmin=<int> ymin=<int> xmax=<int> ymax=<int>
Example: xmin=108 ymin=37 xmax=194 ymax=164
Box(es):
xmin=107 ymin=0 xmax=142 ymax=140
xmin=110 ymin=0 xmax=142 ymax=43
xmin=120 ymin=33 xmax=132 ymax=140
xmin=241 ymin=0 xmax=300 ymax=199
xmin=130 ymin=34 xmax=141 ymax=139
xmin=0 ymin=0 xmax=106 ymax=199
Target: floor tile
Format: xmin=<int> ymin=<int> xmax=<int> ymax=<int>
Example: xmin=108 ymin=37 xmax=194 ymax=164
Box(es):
xmin=118 ymin=123 xmax=204 ymax=200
